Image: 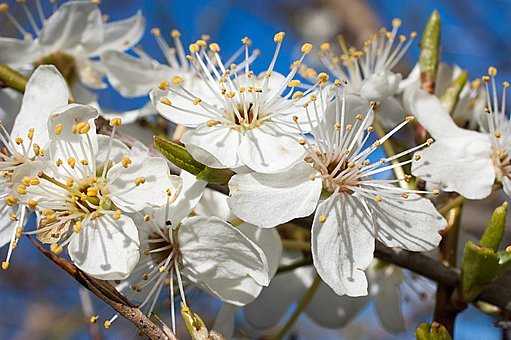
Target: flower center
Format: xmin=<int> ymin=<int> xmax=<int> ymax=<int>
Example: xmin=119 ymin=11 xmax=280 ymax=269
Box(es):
xmin=491 ymin=147 xmax=511 ymax=180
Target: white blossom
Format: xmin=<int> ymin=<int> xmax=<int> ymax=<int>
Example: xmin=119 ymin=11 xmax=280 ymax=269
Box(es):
xmin=229 ymin=86 xmax=445 ymax=296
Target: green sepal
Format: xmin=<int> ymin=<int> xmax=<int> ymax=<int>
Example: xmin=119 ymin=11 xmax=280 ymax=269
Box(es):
xmin=154 ymin=136 xmax=234 ymax=185
xmin=461 ymin=241 xmax=500 ymax=302
xmin=181 ymin=304 xmax=209 ymax=340
xmin=480 ymin=201 xmax=508 ymax=251
xmin=416 ymin=322 xmax=452 ymax=340
xmin=440 ymin=71 xmax=468 ymax=114
xmin=419 ymin=10 xmax=441 ymax=92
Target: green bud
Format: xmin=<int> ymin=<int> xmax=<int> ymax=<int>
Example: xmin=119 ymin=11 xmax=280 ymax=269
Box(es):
xmin=461 ymin=241 xmax=500 ymax=302
xmin=416 ymin=322 xmax=452 ymax=340
xmin=154 ymin=136 xmax=234 ymax=185
xmin=419 ymin=10 xmax=441 ymax=93
xmin=480 ymin=201 xmax=508 ymax=251
xmin=440 ymin=71 xmax=468 ymax=114
xmin=181 ymin=304 xmax=209 ymax=340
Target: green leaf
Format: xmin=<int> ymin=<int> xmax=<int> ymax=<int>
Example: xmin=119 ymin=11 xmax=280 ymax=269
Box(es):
xmin=461 ymin=241 xmax=500 ymax=302
xmin=419 ymin=10 xmax=441 ymax=92
xmin=154 ymin=136 xmax=205 ymax=175
xmin=154 ymin=136 xmax=234 ymax=185
xmin=416 ymin=322 xmax=452 ymax=340
xmin=480 ymin=201 xmax=508 ymax=251
xmin=440 ymin=71 xmax=468 ymax=114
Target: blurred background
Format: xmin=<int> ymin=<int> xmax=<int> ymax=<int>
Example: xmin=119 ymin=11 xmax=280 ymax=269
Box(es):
xmin=1 ymin=0 xmax=511 ymax=339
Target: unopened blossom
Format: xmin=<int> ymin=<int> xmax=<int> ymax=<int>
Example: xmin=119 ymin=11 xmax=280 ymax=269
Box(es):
xmin=151 ymin=33 xmax=327 ymax=173
xmin=0 ymin=0 xmax=144 ymax=89
xmin=317 ymin=18 xmax=416 ymax=127
xmin=22 ymin=106 xmax=177 ymax=280
xmin=229 ymin=86 xmax=446 ymax=296
xmin=411 ymin=67 xmax=507 ymax=199
xmin=1 ymin=65 xmax=70 ymax=270
xmin=115 ymin=172 xmax=271 ymax=332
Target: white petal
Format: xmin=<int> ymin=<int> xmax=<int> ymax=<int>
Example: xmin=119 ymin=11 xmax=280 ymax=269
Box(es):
xmin=312 ymin=194 xmax=374 ymax=297
xmin=179 ymin=216 xmax=270 ymax=304
xmin=71 ymin=82 xmax=98 ymax=106
xmin=367 ymin=194 xmax=445 ymax=251
xmin=75 ymin=57 xmax=107 ymax=89
xmin=68 ymin=214 xmax=140 ymax=280
xmin=108 ymin=156 xmax=176 ymax=212
xmin=0 ymin=88 xmax=22 ymax=132
xmin=47 ymin=104 xmax=99 ymax=174
xmin=195 ymin=189 xmax=233 ymax=221
xmin=412 ymin=137 xmax=495 ymax=199
xmin=0 ymin=37 xmax=40 ymax=66
xmin=0 ymin=204 xmax=14 ymax=248
xmin=95 ymin=134 xmax=130 ymax=165
xmin=360 ymin=71 xmax=401 ymax=100
xmin=237 ymin=223 xmax=282 ymax=278
xmin=503 ymin=177 xmax=511 ymax=198
xmin=102 ymin=51 xmax=173 ymax=97
xmin=239 ymin=124 xmax=305 ymax=173
xmin=182 ymin=124 xmax=243 ymax=169
xmin=11 ymin=65 xmax=69 ymax=155
xmin=370 ymin=266 xmax=406 ymax=334
xmin=213 ymin=304 xmax=237 ymax=339
xmin=376 ymin=96 xmax=404 ymax=129
xmin=91 ymin=11 xmax=145 ymax=56
xmin=228 ymin=162 xmax=322 ymax=227
xmin=305 ymin=281 xmax=369 ymax=329
xmin=166 ymin=171 xmax=207 ymax=225
xmin=38 ymin=1 xmax=103 ymax=52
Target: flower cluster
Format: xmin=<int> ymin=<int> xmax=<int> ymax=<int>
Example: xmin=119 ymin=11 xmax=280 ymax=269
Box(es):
xmin=1 ymin=3 xmax=509 ymax=338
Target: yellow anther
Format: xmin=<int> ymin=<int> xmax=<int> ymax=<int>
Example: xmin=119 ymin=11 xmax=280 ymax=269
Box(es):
xmin=165 ymin=188 xmax=173 ymax=196
xmin=241 ymin=36 xmax=251 ymax=45
xmin=9 ymin=213 xmax=17 ymax=221
xmin=27 ymin=128 xmax=34 ymax=140
xmin=196 ymin=39 xmax=206 ymax=47
xmin=317 ymin=72 xmax=329 ymax=83
xmin=22 ymin=176 xmax=31 ymax=186
xmin=495 ymin=131 xmax=502 ymax=139
xmin=80 ymin=159 xmax=89 ymax=166
xmin=104 ymin=320 xmax=111 ymax=329
xmin=172 ymin=75 xmax=184 ymax=86
xmin=488 ymin=66 xmax=497 ymax=77
xmin=171 ymin=29 xmax=181 ymax=38
xmin=426 ymin=138 xmax=434 ymax=146
xmin=113 ymin=210 xmax=121 ymax=220
xmin=67 ymin=157 xmax=76 ymax=169
xmin=27 ymin=199 xmax=38 ymax=209
xmin=334 ymin=79 xmax=342 ymax=87
xmin=189 ymin=43 xmax=199 ymax=53
xmin=6 ymin=195 xmax=18 ymax=206
xmin=144 ymin=214 xmax=151 ymax=222
xmin=0 ymin=4 xmax=9 ymax=12
xmin=304 ymin=68 xmax=317 ymax=79
xmin=56 ymin=159 xmax=63 ymax=167
xmin=33 ymin=144 xmax=41 ymax=156
xmin=288 ymin=79 xmax=301 ymax=88
xmin=504 ymin=81 xmax=510 ymax=88
xmin=392 ymin=18 xmax=402 ymax=27
xmin=86 ymin=187 xmax=98 ymax=197
xmin=78 ymin=122 xmax=91 ymax=134
xmin=292 ymin=91 xmax=304 ymax=100
xmin=90 ymin=315 xmax=99 ymax=324
xmin=374 ymin=195 xmax=383 ymax=203
xmin=192 ymin=98 xmax=202 ymax=105
xmin=159 ymin=266 xmax=167 ymax=273
xmin=301 ymin=43 xmax=313 ymax=54
xmin=158 ymin=80 xmax=169 ymax=90
xmin=121 ymin=156 xmax=132 ymax=168
xmin=298 ymin=139 xmax=306 ymax=145
xmin=482 ymin=75 xmax=490 ymax=83
xmin=66 ymin=178 xmax=74 ymax=187
xmin=17 ymin=184 xmax=27 ymax=195
xmin=209 ymin=43 xmax=220 ymax=52
xmin=110 ymin=118 xmax=122 ymax=127
xmin=1 ymin=261 xmax=9 ymax=270
xmin=150 ymin=27 xmax=161 ymax=36
xmin=506 ymin=245 xmax=511 ymax=253
xmin=432 ymin=189 xmax=440 ymax=196
xmin=292 ymin=116 xmax=299 ymax=123
xmin=73 ymin=221 xmax=82 ymax=233
xmin=414 ymin=154 xmax=422 ymax=161
xmin=135 ymin=177 xmax=145 ymax=186
xmin=319 ymin=215 xmax=327 ymax=223
xmin=273 ymin=32 xmax=285 ymax=43
xmin=42 ymin=208 xmax=54 ymax=216
xmin=401 ymin=192 xmax=409 ymax=199
xmin=405 ymin=115 xmax=415 ymax=122
xmin=320 ymin=43 xmax=331 ymax=52
xmin=160 ymin=97 xmax=172 ymax=106
xmin=410 ymin=31 xmax=417 ymax=38
xmin=50 ymin=243 xmax=63 ymax=255
xmin=207 ymin=120 xmax=221 ymax=127
xmin=15 ymin=137 xmax=23 ymax=145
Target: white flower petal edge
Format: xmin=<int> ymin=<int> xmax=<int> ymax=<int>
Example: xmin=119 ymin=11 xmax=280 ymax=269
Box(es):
xmin=68 ymin=214 xmax=140 ymax=280
xmin=312 ymin=194 xmax=374 ymax=297
xmin=228 ymin=162 xmax=323 ymax=228
xmin=179 ymin=216 xmax=270 ymax=305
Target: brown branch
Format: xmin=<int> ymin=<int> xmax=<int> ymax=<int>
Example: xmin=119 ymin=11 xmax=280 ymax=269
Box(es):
xmin=29 ymin=237 xmax=177 ymax=340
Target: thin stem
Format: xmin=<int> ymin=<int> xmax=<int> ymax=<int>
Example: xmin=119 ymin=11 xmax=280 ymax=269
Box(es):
xmin=439 ymin=196 xmax=465 ymax=215
xmin=276 ymin=257 xmax=313 ymax=275
xmin=282 ymin=240 xmax=311 ymax=252
xmin=0 ymin=64 xmax=27 ymax=93
xmin=273 ymin=275 xmax=321 ymax=340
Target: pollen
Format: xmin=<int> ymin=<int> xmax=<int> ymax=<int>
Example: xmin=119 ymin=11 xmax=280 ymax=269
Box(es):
xmin=86 ymin=187 xmax=98 ymax=197
xmin=150 ymin=27 xmax=161 ymax=36
xmin=241 ymin=36 xmax=251 ymax=45
xmin=50 ymin=243 xmax=63 ymax=255
xmin=103 ymin=320 xmax=111 ymax=329
xmin=319 ymin=215 xmax=327 ymax=223
xmin=207 ymin=120 xmax=221 ymax=127
xmin=189 ymin=43 xmax=199 ymax=53
xmin=66 ymin=178 xmax=74 ymax=187
xmin=488 ymin=66 xmax=497 ymax=77
xmin=56 ymin=159 xmax=63 ymax=167
xmin=160 ymin=97 xmax=172 ymax=106
xmin=392 ymin=18 xmax=402 ymax=27
xmin=288 ymin=79 xmax=301 ymax=87
xmin=90 ymin=315 xmax=99 ymax=324
xmin=172 ymin=75 xmax=184 ymax=86
xmin=414 ymin=154 xmax=422 ymax=161
xmin=67 ymin=157 xmax=76 ymax=169
xmin=209 ymin=43 xmax=220 ymax=52
xmin=110 ymin=118 xmax=122 ymax=127
xmin=320 ymin=42 xmax=331 ymax=51
xmin=192 ymin=98 xmax=202 ymax=105
xmin=27 ymin=199 xmax=37 ymax=209
xmin=113 ymin=210 xmax=121 ymax=220
xmin=317 ymin=72 xmax=329 ymax=83
xmin=0 ymin=4 xmax=9 ymax=12
xmin=27 ymin=128 xmax=34 ymax=140
xmin=121 ymin=156 xmax=132 ymax=168
xmin=374 ymin=195 xmax=383 ymax=203
xmin=16 ymin=184 xmax=27 ymax=195
xmin=1 ymin=261 xmax=9 ymax=270
xmin=15 ymin=137 xmax=23 ymax=145
xmin=135 ymin=177 xmax=145 ymax=186
xmin=22 ymin=176 xmax=31 ymax=186
xmin=301 ymin=43 xmax=313 ymax=54
xmin=273 ymin=32 xmax=285 ymax=43
xmin=73 ymin=221 xmax=82 ymax=233
xmin=144 ymin=214 xmax=151 ymax=222
xmin=6 ymin=195 xmax=18 ymax=206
